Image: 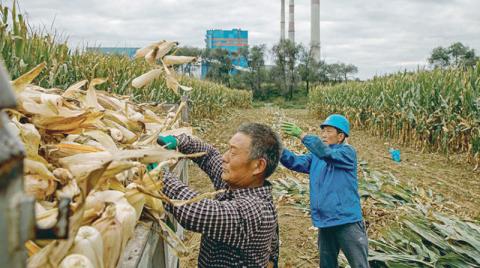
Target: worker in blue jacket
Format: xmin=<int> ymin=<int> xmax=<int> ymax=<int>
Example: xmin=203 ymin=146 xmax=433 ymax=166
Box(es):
xmin=280 ymin=114 xmax=369 ymax=268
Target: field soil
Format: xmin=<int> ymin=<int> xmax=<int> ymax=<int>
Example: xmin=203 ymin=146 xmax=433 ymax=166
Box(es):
xmin=178 ymin=107 xmax=480 ymax=267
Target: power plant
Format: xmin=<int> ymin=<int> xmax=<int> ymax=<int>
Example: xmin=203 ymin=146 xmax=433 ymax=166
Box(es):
xmin=280 ymin=0 xmax=321 ymax=61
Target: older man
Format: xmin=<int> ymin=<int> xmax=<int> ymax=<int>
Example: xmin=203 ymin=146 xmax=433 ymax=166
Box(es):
xmin=157 ymin=123 xmax=282 ymax=268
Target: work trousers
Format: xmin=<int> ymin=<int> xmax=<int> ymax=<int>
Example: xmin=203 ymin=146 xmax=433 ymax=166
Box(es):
xmin=317 ymin=221 xmax=369 ymax=268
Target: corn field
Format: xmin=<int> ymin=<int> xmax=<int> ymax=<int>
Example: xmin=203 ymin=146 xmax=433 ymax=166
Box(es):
xmin=309 ymin=68 xmax=480 ymax=167
xmin=0 ymin=2 xmax=251 ymax=121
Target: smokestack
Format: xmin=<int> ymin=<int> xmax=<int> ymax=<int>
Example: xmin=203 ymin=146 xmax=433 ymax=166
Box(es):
xmin=288 ymin=0 xmax=295 ymax=43
xmin=311 ymin=0 xmax=320 ymax=61
xmin=280 ymin=0 xmax=285 ymax=40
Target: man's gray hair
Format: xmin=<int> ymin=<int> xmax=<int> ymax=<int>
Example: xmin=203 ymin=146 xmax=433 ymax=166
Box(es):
xmin=237 ymin=123 xmax=282 ymax=178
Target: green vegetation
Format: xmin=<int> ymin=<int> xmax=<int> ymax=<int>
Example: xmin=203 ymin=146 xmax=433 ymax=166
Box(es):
xmin=309 ymin=66 xmax=480 ymax=166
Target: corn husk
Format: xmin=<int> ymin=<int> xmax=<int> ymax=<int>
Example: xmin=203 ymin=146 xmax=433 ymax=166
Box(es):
xmin=11 ymin=62 xmax=46 ymax=93
xmin=92 ymin=205 xmax=122 ymax=268
xmin=53 ymin=168 xmax=73 ymax=185
xmin=70 ymin=226 xmax=104 ymax=268
xmin=25 ymin=241 xmax=41 ymax=257
xmin=115 ymin=203 xmax=137 ymax=251
xmin=59 ymin=254 xmax=94 ymax=268
xmin=56 ymin=180 xmax=81 ymax=200
xmin=154 ymin=41 xmax=178 ymax=60
xmin=108 ymin=128 xmax=123 ymax=142
xmin=84 ymin=78 xmax=106 ymax=111
xmin=25 ymin=174 xmax=57 ymax=200
xmin=35 ymin=202 xmax=58 ymax=229
xmin=103 ymin=119 xmax=137 ymax=144
xmin=132 ymin=68 xmax=163 ymax=89
xmin=134 ymin=40 xmax=165 ymax=59
xmin=125 ymin=183 xmax=146 ymax=220
xmin=45 ymin=143 xmax=104 ymax=161
xmin=24 ymin=159 xmax=56 ymax=181
xmin=13 ymin=120 xmax=44 ymax=162
xmin=84 ymin=130 xmax=119 ymax=153
xmin=163 ymin=55 xmax=197 ymax=66
xmin=63 ymin=80 xmax=88 ymax=98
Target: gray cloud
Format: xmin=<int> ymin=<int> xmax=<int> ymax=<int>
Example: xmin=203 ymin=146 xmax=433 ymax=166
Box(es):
xmin=7 ymin=0 xmax=480 ymax=79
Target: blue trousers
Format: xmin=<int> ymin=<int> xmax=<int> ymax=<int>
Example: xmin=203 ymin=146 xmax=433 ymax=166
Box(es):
xmin=317 ymin=221 xmax=369 ymax=268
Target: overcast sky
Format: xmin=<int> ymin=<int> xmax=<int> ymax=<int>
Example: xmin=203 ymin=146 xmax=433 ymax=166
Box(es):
xmin=7 ymin=0 xmax=480 ymax=79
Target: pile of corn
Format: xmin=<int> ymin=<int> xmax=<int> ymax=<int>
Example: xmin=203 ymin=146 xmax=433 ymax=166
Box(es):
xmin=308 ymin=66 xmax=480 ymax=169
xmin=2 ymin=57 xmax=207 ymax=267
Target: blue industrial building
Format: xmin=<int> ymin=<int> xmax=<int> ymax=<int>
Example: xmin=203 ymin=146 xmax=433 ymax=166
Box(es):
xmin=201 ymin=29 xmax=249 ymax=78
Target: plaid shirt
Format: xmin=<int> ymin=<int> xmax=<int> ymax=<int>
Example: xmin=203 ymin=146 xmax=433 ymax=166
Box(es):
xmin=162 ymin=134 xmax=279 ymax=268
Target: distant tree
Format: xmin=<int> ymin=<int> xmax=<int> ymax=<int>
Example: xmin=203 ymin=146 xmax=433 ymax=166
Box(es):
xmin=245 ymin=44 xmax=267 ymax=98
xmin=175 ymin=46 xmax=203 ymax=57
xmin=326 ymin=63 xmax=343 ymax=83
xmin=341 ymin=63 xmax=358 ymax=82
xmin=429 ymin=42 xmax=478 ymax=68
xmin=204 ymin=48 xmax=233 ymax=86
xmin=428 ymin=47 xmax=450 ymax=68
xmin=272 ymin=39 xmax=301 ymax=100
xmin=297 ymin=45 xmax=315 ymax=94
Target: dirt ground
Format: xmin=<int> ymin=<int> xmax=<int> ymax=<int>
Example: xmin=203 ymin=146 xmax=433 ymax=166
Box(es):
xmin=178 ymin=107 xmax=480 ymax=267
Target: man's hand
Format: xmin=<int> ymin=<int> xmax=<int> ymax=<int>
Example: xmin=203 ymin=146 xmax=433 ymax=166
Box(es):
xmin=157 ymin=135 xmax=178 ymax=150
xmin=281 ymin=122 xmax=303 ymax=138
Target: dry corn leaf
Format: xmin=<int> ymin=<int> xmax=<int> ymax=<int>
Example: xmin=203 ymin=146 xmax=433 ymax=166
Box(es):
xmin=84 ymin=130 xmax=119 ymax=153
xmin=32 ymin=109 xmax=103 ymax=133
xmin=46 ymin=143 xmax=104 ymax=160
xmin=11 ymin=62 xmax=46 ymax=93
xmin=96 ymin=92 xmax=124 ymax=111
xmin=63 ymin=80 xmax=88 ymax=98
xmin=85 ymin=78 xmax=106 ymax=110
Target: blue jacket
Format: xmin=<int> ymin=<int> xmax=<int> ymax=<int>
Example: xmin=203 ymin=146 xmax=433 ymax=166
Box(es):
xmin=280 ymin=135 xmax=363 ymax=228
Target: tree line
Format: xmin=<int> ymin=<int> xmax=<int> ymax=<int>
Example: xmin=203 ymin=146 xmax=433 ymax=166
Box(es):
xmin=176 ymin=40 xmax=358 ymax=101
xmin=176 ymin=41 xmax=478 ymax=102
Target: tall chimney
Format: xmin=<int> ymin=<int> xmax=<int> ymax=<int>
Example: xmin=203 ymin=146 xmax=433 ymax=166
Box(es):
xmin=288 ymin=0 xmax=295 ymax=43
xmin=311 ymin=0 xmax=320 ymax=61
xmin=280 ymin=0 xmax=285 ymax=40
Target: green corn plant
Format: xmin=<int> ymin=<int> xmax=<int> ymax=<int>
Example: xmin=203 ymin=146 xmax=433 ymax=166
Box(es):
xmin=309 ymin=65 xmax=480 ymax=168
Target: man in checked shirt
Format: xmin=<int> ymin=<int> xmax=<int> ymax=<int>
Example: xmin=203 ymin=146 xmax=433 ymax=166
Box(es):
xmin=156 ymin=123 xmax=282 ymax=267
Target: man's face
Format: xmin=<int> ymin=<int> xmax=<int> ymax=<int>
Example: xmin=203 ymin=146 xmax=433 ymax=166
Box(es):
xmin=320 ymin=126 xmax=345 ymax=145
xmin=221 ymin=132 xmax=262 ymax=188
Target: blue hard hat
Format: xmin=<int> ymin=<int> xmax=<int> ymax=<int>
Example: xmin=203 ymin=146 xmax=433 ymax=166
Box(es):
xmin=320 ymin=114 xmax=350 ymax=137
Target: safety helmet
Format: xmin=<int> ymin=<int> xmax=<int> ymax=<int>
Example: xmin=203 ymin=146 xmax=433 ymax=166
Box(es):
xmin=320 ymin=114 xmax=350 ymax=137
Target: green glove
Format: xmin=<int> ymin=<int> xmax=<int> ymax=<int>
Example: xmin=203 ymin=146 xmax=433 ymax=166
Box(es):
xmin=281 ymin=122 xmax=303 ymax=138
xmin=157 ymin=135 xmax=177 ymax=150
xmin=146 ymin=162 xmax=158 ymax=172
